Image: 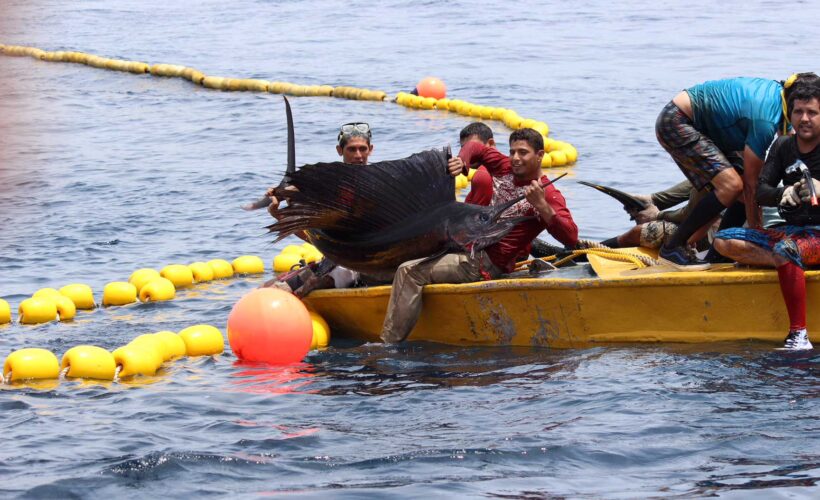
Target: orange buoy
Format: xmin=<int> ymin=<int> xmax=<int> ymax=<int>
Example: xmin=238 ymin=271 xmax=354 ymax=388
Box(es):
xmin=227 ymin=288 xmax=312 ymax=365
xmin=416 ymin=76 xmax=447 ymax=100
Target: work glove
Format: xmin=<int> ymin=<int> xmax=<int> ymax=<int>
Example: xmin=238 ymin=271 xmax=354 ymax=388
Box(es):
xmin=797 ymin=177 xmax=820 ymax=204
xmin=780 ymin=183 xmax=801 ymax=207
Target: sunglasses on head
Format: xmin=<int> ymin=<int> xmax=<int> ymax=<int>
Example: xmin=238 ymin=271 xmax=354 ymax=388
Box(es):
xmin=338 ymin=122 xmax=371 ymax=143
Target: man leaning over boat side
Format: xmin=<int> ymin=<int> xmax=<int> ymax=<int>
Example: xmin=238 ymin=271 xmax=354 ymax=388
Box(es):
xmin=599 ymin=180 xmax=715 ymax=251
xmin=713 ymin=80 xmax=820 ymax=350
xmin=263 ymin=123 xmax=375 ymax=296
xmin=656 ymin=73 xmax=819 ymax=270
xmin=379 ymin=128 xmax=579 ymax=344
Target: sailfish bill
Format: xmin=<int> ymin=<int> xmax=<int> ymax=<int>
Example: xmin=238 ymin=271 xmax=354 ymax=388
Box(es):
xmin=241 ymin=96 xmax=296 ymax=211
xmin=577 ymin=180 xmax=649 ymax=212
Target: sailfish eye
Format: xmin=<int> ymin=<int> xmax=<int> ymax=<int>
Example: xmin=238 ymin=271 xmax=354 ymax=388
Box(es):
xmin=479 ymin=213 xmax=490 ymax=222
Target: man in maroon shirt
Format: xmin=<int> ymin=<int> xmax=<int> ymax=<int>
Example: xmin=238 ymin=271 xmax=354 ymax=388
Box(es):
xmin=460 ymin=122 xmax=495 ymax=206
xmin=380 ymin=128 xmax=579 ymax=343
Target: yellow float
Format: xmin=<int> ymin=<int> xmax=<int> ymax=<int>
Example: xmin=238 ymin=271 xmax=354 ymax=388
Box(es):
xmin=54 ymin=295 xmax=77 ymax=321
xmin=128 ymin=268 xmax=161 ymax=292
xmin=3 ymin=348 xmax=60 ymax=381
xmin=61 ymin=346 xmax=116 ymax=380
xmin=232 ymin=255 xmax=265 ymax=274
xmin=112 ymin=344 xmax=163 ymax=377
xmin=18 ymin=297 xmax=58 ymax=324
xmin=102 ymin=282 xmax=137 ymax=306
xmin=188 ymin=262 xmax=215 ymax=282
xmin=152 ymin=331 xmax=188 ymax=360
xmin=309 ymin=310 xmax=331 ymax=349
xmin=178 ymin=324 xmax=224 ymax=356
xmin=207 ymin=259 xmax=234 ymax=279
xmin=59 ymin=284 xmax=95 ymax=309
xmin=160 ymin=264 xmax=194 ymax=288
xmin=33 ymin=288 xmax=62 ymax=300
xmin=274 ymin=252 xmax=303 ymax=273
xmin=138 ymin=277 xmax=176 ymax=302
xmin=0 ymin=299 xmax=11 ymax=324
xmin=129 ymin=333 xmax=173 ymax=361
xmin=281 ymin=244 xmax=304 ymax=256
xmin=549 ymin=150 xmax=568 ymax=167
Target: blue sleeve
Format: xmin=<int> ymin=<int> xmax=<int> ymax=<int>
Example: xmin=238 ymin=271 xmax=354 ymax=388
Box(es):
xmin=746 ymin=119 xmax=777 ymax=160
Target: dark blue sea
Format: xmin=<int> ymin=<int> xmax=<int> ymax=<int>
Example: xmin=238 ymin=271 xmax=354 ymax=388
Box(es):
xmin=0 ymin=0 xmax=818 ymax=497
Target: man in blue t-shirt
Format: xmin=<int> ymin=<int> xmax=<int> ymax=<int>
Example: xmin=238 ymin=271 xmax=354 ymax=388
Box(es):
xmin=656 ymin=74 xmax=819 ymax=269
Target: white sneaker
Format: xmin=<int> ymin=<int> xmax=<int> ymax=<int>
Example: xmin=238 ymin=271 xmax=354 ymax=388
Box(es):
xmin=782 ymin=329 xmax=813 ymax=350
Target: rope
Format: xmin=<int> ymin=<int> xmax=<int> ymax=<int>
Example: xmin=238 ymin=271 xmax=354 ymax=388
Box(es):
xmin=554 ymin=247 xmax=658 ymax=268
xmin=514 ymin=239 xmax=659 ymax=272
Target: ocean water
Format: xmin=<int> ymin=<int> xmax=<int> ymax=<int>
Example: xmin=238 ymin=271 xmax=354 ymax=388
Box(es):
xmin=0 ymin=0 xmax=818 ymax=497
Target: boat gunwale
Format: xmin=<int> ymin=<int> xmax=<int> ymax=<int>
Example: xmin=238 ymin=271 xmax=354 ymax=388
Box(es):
xmin=304 ymin=266 xmax=820 ymax=299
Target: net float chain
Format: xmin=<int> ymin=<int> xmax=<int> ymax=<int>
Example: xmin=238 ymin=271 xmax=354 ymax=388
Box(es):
xmin=1 ymin=45 xmax=574 ymax=160
xmin=0 ymin=256 xmax=265 ymax=325
xmin=105 ymin=256 xmax=265 ymax=306
xmin=394 ymin=92 xmax=578 ymax=168
xmin=1 ymin=325 xmax=225 ymax=384
xmin=0 ymin=45 xmax=385 ymax=100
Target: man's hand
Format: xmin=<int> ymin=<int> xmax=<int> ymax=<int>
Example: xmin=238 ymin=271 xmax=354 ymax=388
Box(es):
xmin=266 ymin=184 xmax=299 ymax=217
xmin=525 ymin=180 xmax=555 ymax=221
xmin=629 ymin=203 xmax=660 ymax=224
xmin=797 ymin=177 xmax=820 ymax=204
xmin=780 ymin=182 xmax=801 ymax=207
xmin=448 ymin=157 xmax=465 ymax=177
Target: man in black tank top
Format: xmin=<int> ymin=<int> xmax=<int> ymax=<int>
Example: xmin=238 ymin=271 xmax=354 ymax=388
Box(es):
xmin=713 ymin=82 xmax=820 ymax=350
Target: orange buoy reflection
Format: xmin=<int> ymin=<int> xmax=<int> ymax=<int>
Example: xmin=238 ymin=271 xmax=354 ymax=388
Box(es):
xmin=229 ymin=360 xmax=316 ymax=396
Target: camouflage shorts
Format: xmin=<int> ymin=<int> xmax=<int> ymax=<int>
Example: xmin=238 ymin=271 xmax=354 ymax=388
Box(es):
xmin=640 ymin=220 xmax=678 ymax=248
xmin=655 ymin=101 xmax=742 ymax=191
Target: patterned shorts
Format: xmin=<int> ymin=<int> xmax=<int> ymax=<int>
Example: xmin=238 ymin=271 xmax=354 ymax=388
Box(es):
xmin=715 ymin=226 xmax=820 ymax=268
xmin=640 ymin=220 xmax=678 ymax=249
xmin=655 ymin=101 xmax=742 ymax=191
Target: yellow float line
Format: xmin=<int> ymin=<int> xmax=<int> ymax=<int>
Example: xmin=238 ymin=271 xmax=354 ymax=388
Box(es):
xmin=0 ymin=43 xmax=578 ymax=165
xmin=394 ymin=92 xmax=578 ymax=167
xmin=0 ymin=255 xmax=271 ymax=326
xmin=1 ymin=324 xmax=225 ymax=386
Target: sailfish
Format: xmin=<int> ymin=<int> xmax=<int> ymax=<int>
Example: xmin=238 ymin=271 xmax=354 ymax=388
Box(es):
xmin=247 ymin=97 xmax=556 ymax=280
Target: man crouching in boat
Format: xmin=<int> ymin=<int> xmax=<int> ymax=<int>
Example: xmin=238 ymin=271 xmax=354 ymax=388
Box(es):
xmin=713 ymin=81 xmax=820 ymax=350
xmin=380 ymin=128 xmax=579 ymax=343
xmin=264 ymin=123 xmax=374 ymax=295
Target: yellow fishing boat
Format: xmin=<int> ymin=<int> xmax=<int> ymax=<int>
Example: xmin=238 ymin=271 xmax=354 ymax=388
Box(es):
xmin=303 ymin=248 xmax=819 ymax=347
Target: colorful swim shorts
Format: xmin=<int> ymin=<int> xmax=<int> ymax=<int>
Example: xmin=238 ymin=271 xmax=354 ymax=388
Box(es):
xmin=640 ymin=220 xmax=678 ymax=249
xmin=715 ymin=225 xmax=820 ymax=268
xmin=655 ymin=101 xmax=742 ymax=191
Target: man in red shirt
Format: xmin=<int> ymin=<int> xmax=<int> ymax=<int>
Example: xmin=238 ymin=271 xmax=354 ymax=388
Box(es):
xmin=380 ymin=128 xmax=578 ymax=343
xmin=460 ymin=122 xmax=495 ymax=206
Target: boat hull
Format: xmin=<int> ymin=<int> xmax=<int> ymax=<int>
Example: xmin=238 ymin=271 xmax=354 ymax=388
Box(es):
xmin=304 ymin=265 xmax=820 ymax=347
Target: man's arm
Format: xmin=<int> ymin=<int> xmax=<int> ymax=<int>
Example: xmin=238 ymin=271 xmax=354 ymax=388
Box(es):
xmin=756 ymin=141 xmax=786 ymax=207
xmin=458 ymin=141 xmax=509 ymax=176
xmin=526 ymin=182 xmax=578 ymax=248
xmin=741 ymin=146 xmax=764 ymax=228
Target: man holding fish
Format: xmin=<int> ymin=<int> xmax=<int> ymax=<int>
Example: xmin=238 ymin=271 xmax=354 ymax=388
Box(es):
xmin=379 ymin=128 xmax=578 ymax=343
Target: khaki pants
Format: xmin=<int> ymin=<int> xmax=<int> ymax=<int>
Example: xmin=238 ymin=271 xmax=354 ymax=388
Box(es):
xmin=380 ymin=251 xmax=500 ymax=343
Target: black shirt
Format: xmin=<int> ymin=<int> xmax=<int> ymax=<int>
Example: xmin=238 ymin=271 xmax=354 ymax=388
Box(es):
xmin=757 ymin=135 xmax=820 ymax=225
